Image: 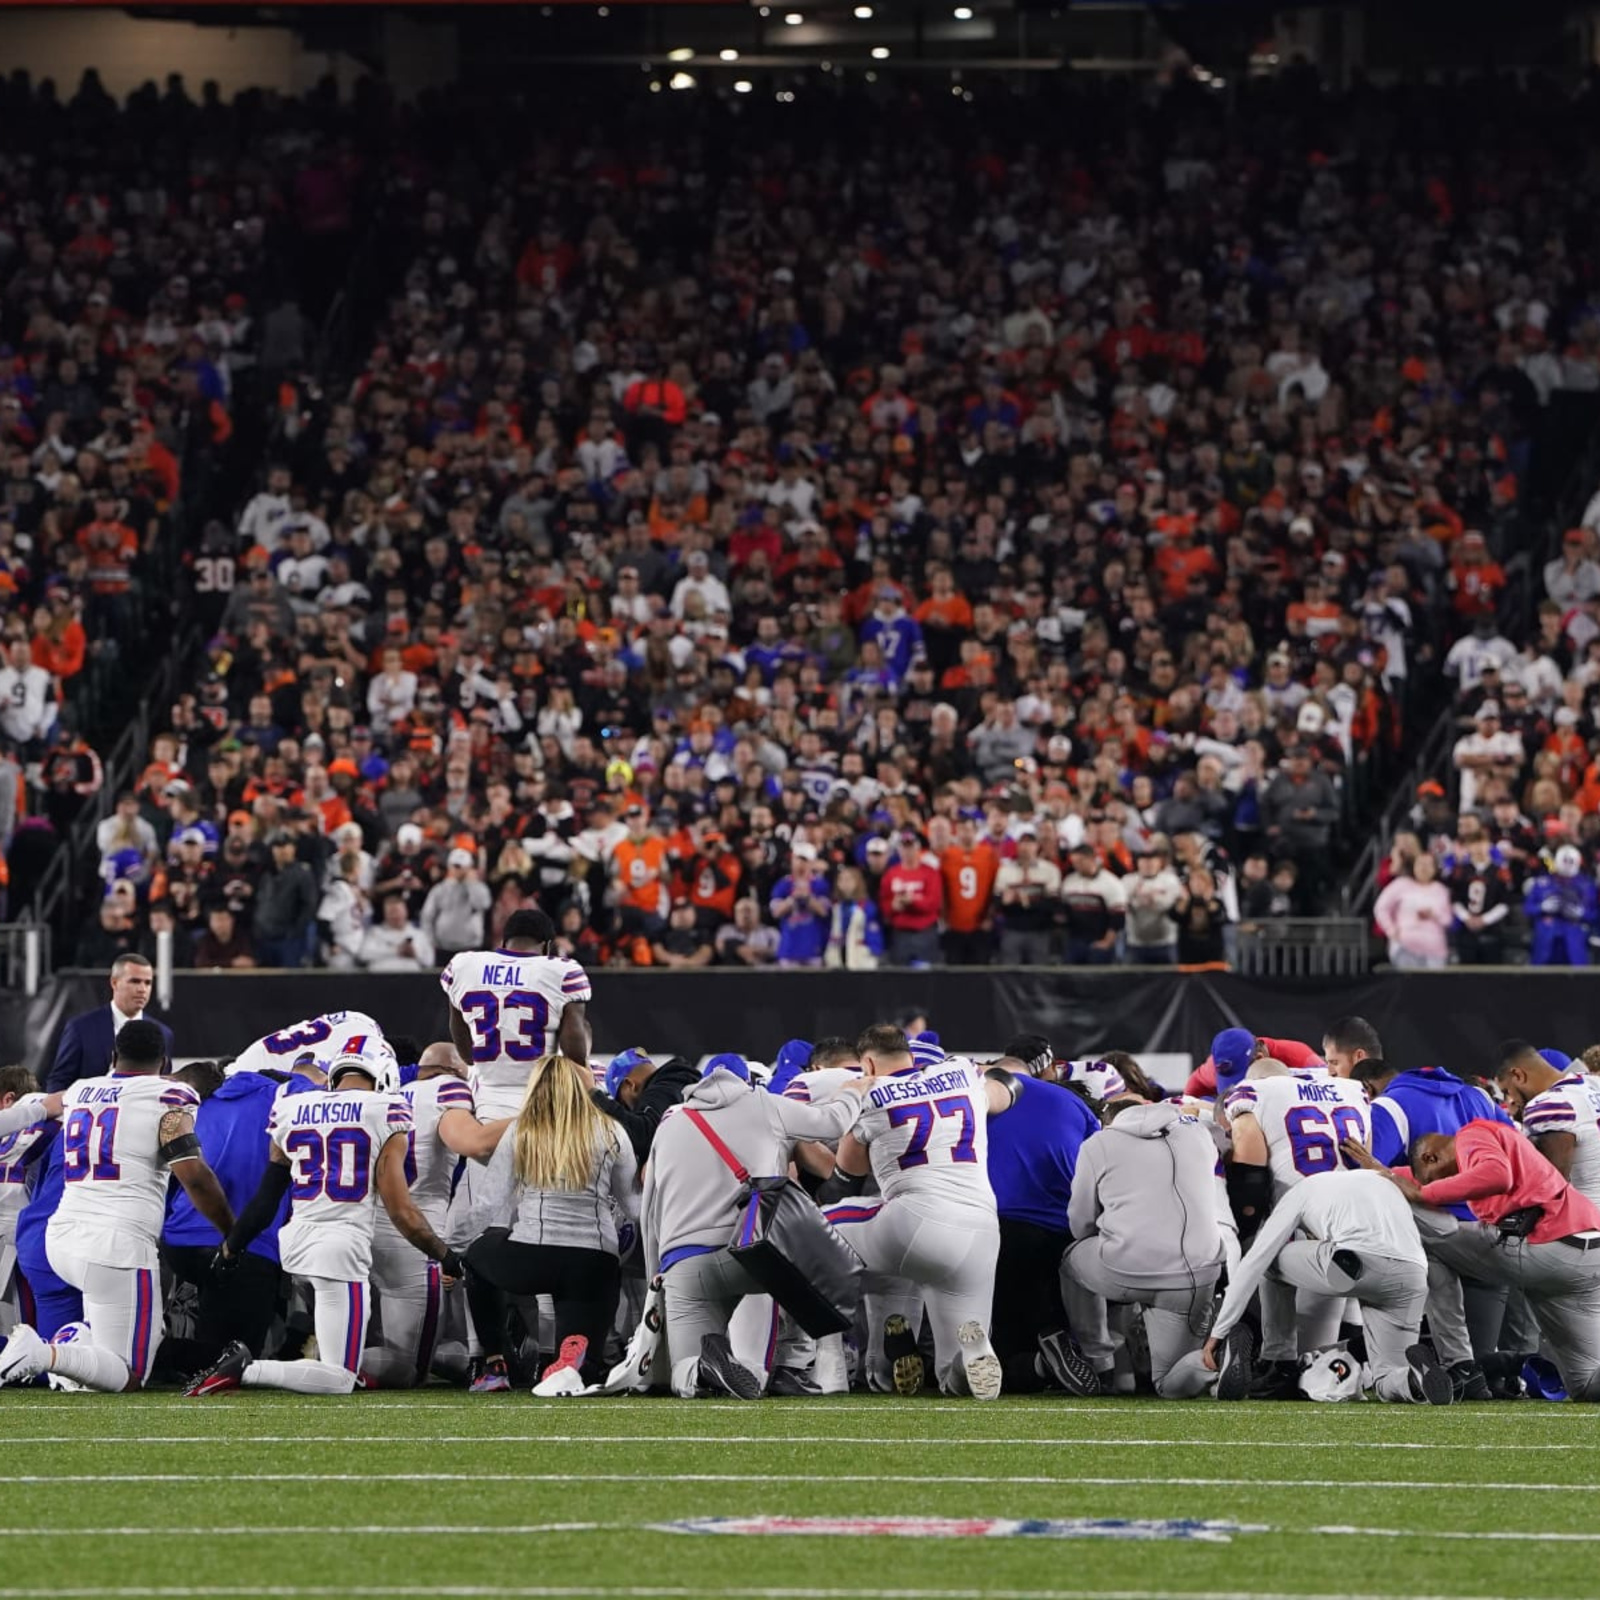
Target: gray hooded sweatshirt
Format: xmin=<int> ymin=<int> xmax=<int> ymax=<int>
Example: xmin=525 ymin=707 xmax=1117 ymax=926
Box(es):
xmin=642 ymin=1067 xmax=857 ymax=1275
xmin=1066 ymin=1100 xmax=1226 ymax=1287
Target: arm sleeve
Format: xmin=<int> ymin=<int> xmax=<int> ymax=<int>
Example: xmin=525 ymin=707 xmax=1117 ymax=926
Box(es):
xmin=1211 ymin=1185 xmax=1310 ymax=1339
xmin=467 ymin=1131 xmax=519 ymax=1237
xmin=610 ymin=1135 xmax=641 ymax=1224
xmin=770 ymin=1092 xmax=858 ymax=1145
xmin=1066 ymin=1145 xmax=1102 ymax=1240
xmin=1522 ymin=1092 xmax=1579 ymax=1139
xmin=225 ymin=1161 xmax=292 ymax=1256
xmin=1368 ymin=1099 xmax=1406 ymax=1167
xmin=0 ymin=1095 xmax=50 ymax=1137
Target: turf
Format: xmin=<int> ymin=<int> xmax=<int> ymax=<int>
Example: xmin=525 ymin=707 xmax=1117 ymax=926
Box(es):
xmin=0 ymin=1390 xmax=1595 ymax=1599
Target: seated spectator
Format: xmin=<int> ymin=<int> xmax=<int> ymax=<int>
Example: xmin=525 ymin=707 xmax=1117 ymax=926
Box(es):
xmin=652 ymin=897 xmax=715 ymax=969
xmin=715 ymin=898 xmax=779 ymax=968
xmin=358 ymin=892 xmax=435 ymax=973
xmin=192 ymin=903 xmax=256 ymax=970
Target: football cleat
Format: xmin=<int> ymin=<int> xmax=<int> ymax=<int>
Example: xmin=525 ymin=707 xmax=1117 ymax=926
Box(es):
xmin=1250 ymin=1357 xmax=1305 ymax=1400
xmin=1036 ymin=1330 xmax=1101 ymax=1397
xmin=184 ymin=1340 xmax=250 ymax=1397
xmin=956 ymin=1320 xmax=1002 ymax=1401
xmin=0 ymin=1322 xmax=48 ymax=1388
xmin=469 ymin=1355 xmax=512 ymax=1394
xmin=1406 ymin=1343 xmax=1453 ymax=1405
xmin=1213 ymin=1324 xmax=1255 ymax=1402
xmin=883 ymin=1313 xmax=924 ymax=1396
xmin=696 ymin=1333 xmax=761 ymax=1400
xmin=541 ymin=1334 xmax=588 ymax=1384
xmin=767 ymin=1365 xmax=823 ymax=1397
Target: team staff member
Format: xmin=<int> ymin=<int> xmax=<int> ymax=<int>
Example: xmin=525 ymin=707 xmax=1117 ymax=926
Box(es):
xmin=1344 ymin=1122 xmax=1600 ymax=1402
xmin=47 ymin=954 xmax=173 ymax=1093
xmin=939 ymin=816 xmax=998 ymax=967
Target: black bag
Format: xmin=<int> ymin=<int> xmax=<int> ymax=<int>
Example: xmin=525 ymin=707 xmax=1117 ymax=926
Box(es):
xmin=685 ymin=1109 xmax=864 ymax=1338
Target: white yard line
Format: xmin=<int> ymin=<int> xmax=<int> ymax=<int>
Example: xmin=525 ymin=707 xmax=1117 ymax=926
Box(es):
xmin=0 ymin=1471 xmax=1595 ymax=1494
xmin=0 ymin=1433 xmax=1588 ymax=1451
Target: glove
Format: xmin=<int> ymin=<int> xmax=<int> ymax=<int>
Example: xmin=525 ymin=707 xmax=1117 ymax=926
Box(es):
xmin=211 ymin=1245 xmax=239 ymax=1276
xmin=440 ymin=1247 xmax=466 ymax=1280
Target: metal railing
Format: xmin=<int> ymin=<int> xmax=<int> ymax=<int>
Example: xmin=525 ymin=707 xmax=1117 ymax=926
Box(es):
xmin=0 ymin=921 xmax=49 ymax=995
xmin=1234 ymin=918 xmax=1370 ymax=977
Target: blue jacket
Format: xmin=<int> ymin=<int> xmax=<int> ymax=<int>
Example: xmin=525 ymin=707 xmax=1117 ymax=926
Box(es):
xmin=985 ymin=1077 xmax=1100 ymax=1231
xmin=47 ymin=1006 xmax=176 ymax=1094
xmin=164 ymin=1071 xmax=315 ymax=1261
xmin=769 ymin=875 xmax=832 ymax=965
xmin=1523 ymin=872 xmax=1599 ymax=928
xmin=15 ymin=1125 xmax=65 ymax=1283
xmin=1369 ymin=1066 xmax=1514 ymax=1221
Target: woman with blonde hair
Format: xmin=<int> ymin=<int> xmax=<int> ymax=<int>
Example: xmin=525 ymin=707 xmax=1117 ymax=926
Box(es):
xmin=463 ymin=1053 xmax=639 ymax=1394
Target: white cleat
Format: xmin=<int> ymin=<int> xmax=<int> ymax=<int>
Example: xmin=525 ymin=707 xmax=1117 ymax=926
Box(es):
xmin=956 ymin=1320 xmax=1002 ymax=1401
xmin=531 ymin=1364 xmax=586 ymax=1398
xmin=0 ymin=1323 xmax=49 ymax=1388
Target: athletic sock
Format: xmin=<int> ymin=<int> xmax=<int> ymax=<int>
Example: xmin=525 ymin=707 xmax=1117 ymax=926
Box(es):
xmin=244 ymin=1358 xmax=358 ymax=1395
xmin=49 ymin=1341 xmax=133 ymax=1392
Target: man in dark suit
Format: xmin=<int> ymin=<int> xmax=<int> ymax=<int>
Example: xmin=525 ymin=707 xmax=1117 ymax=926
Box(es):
xmin=46 ymin=954 xmax=175 ymax=1093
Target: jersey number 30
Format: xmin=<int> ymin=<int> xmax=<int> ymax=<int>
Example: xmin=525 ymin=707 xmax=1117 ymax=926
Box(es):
xmin=889 ymin=1097 xmax=977 ymax=1170
xmin=284 ymin=1128 xmax=372 ymax=1202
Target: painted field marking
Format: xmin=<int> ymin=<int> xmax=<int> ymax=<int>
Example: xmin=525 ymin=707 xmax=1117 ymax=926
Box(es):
xmin=0 ymin=1587 xmax=1577 ymax=1600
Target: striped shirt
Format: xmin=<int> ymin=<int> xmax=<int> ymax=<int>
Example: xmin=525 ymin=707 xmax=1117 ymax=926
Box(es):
xmin=1523 ymin=1074 xmax=1600 ymax=1208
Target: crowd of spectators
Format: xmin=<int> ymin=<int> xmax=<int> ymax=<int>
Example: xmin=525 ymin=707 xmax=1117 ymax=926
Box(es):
xmin=53 ymin=68 xmax=1600 ymax=969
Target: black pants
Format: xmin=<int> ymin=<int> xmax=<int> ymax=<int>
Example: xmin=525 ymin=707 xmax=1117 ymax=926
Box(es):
xmin=941 ymin=929 xmax=992 ymax=966
xmin=992 ymin=1217 xmax=1071 ymax=1393
xmin=465 ymin=1233 xmax=620 ymax=1383
xmin=161 ymin=1245 xmax=283 ymax=1369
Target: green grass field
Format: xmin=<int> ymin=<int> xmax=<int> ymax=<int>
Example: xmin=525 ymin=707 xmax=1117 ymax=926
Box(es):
xmin=0 ymin=1390 xmax=1595 ymax=1600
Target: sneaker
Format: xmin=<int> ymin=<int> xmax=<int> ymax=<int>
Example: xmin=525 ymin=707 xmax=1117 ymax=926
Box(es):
xmin=469 ymin=1355 xmax=512 ymax=1394
xmin=184 ymin=1340 xmax=250 ymax=1398
xmin=767 ymin=1365 xmax=822 ymax=1397
xmin=1249 ymin=1357 xmax=1304 ymax=1400
xmin=1450 ymin=1358 xmax=1495 ymax=1402
xmin=1036 ymin=1330 xmax=1101 ymax=1397
xmin=883 ymin=1313 xmax=924 ymax=1396
xmin=531 ymin=1364 xmax=586 ymax=1397
xmin=0 ymin=1323 xmax=48 ymax=1388
xmin=1214 ymin=1325 xmax=1255 ymax=1402
xmin=1407 ymin=1343 xmax=1454 ymax=1405
xmin=540 ymin=1334 xmax=588 ymax=1385
xmin=696 ymin=1333 xmax=761 ymax=1400
xmin=957 ymin=1320 xmax=1002 ymax=1401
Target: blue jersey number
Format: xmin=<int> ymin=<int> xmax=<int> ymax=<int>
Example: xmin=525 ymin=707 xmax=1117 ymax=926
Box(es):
xmin=284 ymin=1127 xmax=373 ymax=1202
xmin=888 ymin=1095 xmax=978 ymax=1170
xmin=62 ymin=1107 xmax=121 ymax=1183
xmin=1285 ymin=1105 xmax=1366 ymax=1177
xmin=457 ymin=989 xmax=550 ymax=1064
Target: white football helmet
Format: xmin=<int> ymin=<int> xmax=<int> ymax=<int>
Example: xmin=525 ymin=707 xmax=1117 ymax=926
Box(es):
xmin=1069 ymin=1059 xmax=1128 ymax=1102
xmin=1555 ymin=845 xmax=1584 ymax=877
xmin=1298 ymin=1347 xmax=1365 ymax=1402
xmin=328 ymin=1038 xmax=398 ymax=1094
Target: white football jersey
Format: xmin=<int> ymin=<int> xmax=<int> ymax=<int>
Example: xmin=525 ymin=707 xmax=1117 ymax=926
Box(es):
xmin=228 ymin=1011 xmax=385 ymax=1077
xmin=1224 ymin=1073 xmax=1371 ymax=1192
xmin=782 ymin=1067 xmax=863 ymax=1105
xmin=1522 ymin=1073 xmax=1600 ymax=1207
xmin=373 ymin=1075 xmax=477 ymax=1244
xmin=0 ymin=1118 xmax=51 ymax=1240
xmin=854 ymin=1058 xmax=995 ymax=1214
xmin=440 ymin=950 xmax=590 ymax=1115
xmin=270 ymin=1087 xmax=412 ymax=1281
xmin=48 ymin=1073 xmax=201 ymax=1268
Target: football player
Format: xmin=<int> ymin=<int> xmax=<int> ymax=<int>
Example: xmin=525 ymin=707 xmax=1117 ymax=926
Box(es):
xmin=0 ymin=1022 xmax=234 ymax=1392
xmin=226 ymin=1010 xmax=386 ymax=1078
xmin=187 ymin=1044 xmax=462 ymax=1396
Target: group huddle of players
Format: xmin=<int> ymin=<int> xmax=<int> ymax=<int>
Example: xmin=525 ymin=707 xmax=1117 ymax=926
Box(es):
xmin=1 ymin=909 xmax=1599 ymax=1403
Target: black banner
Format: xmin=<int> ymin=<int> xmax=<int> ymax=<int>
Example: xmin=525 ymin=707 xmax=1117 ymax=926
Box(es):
xmin=21 ymin=967 xmax=1600 ymax=1083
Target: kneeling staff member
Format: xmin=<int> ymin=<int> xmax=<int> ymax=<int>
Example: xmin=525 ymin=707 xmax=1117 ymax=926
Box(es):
xmin=1203 ymin=1166 xmax=1452 ymax=1404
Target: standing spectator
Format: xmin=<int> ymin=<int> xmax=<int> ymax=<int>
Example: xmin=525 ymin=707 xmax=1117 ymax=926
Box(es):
xmin=421 ymin=848 xmax=492 ymax=966
xmin=359 ymin=893 xmax=436 ymax=972
xmin=1261 ymin=751 xmax=1340 ymax=906
xmin=1545 ymin=528 xmax=1600 ymax=606
xmin=609 ymin=806 xmax=670 ymax=938
xmin=878 ymin=827 xmax=944 ymax=967
xmin=1452 ymin=702 xmax=1524 ymax=813
xmin=76 ymin=491 xmax=139 ymax=646
xmin=714 ymin=898 xmax=779 ymax=967
xmin=1174 ymin=867 xmax=1228 ymax=967
xmin=1123 ymin=838 xmax=1184 ymax=966
xmin=769 ymin=843 xmax=831 ymax=969
xmin=0 ymin=637 xmax=58 ymax=753
xmin=1060 ymin=841 xmax=1127 ymax=965
xmin=967 ymin=701 xmax=1034 ymax=786
xmin=939 ymin=815 xmax=998 ymax=966
xmin=1448 ymin=828 xmax=1514 ymax=966
xmin=994 ymin=827 xmax=1061 ymax=966
xmin=317 ymin=855 xmax=367 ymax=969
xmin=251 ymin=831 xmax=318 ymax=969
xmin=193 ymin=903 xmax=256 ymax=969
xmin=1373 ymin=855 xmax=1453 ymax=970
xmin=825 ymin=865 xmax=885 ymax=970
xmin=1524 ymin=846 xmax=1599 ymax=967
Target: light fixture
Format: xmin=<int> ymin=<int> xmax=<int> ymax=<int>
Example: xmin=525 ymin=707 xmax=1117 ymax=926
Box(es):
xmin=596 ymin=5 xmax=609 ymax=14
xmin=668 ymin=46 xmax=694 ymax=60
xmin=669 ymin=70 xmax=697 ymax=89
xmin=953 ymin=5 xmax=973 ymax=16
xmin=720 ymin=47 xmax=739 ymax=60
xmin=854 ymin=4 xmax=873 ymax=16
xmin=649 ymin=80 xmax=662 ymax=92
xmin=784 ymin=11 xmax=803 ymax=23
xmin=776 ymin=88 xmax=796 ymax=101
xmin=871 ymin=45 xmax=890 ymax=58
xmin=758 ymin=5 xmax=769 ymax=13
xmin=734 ymin=79 xmax=753 ymax=93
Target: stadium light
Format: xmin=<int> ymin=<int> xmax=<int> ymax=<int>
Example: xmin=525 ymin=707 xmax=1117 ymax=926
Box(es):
xmin=668 ymin=46 xmax=694 ymax=60
xmin=784 ymin=11 xmax=803 ymax=22
xmin=871 ymin=45 xmax=890 ymax=58
xmin=721 ymin=48 xmax=740 ymax=59
xmin=669 ymin=71 xmax=697 ymax=89
xmin=734 ymin=79 xmax=754 ymax=93
xmin=854 ymin=5 xmax=873 ymax=16
xmin=953 ymin=5 xmax=973 ymax=16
